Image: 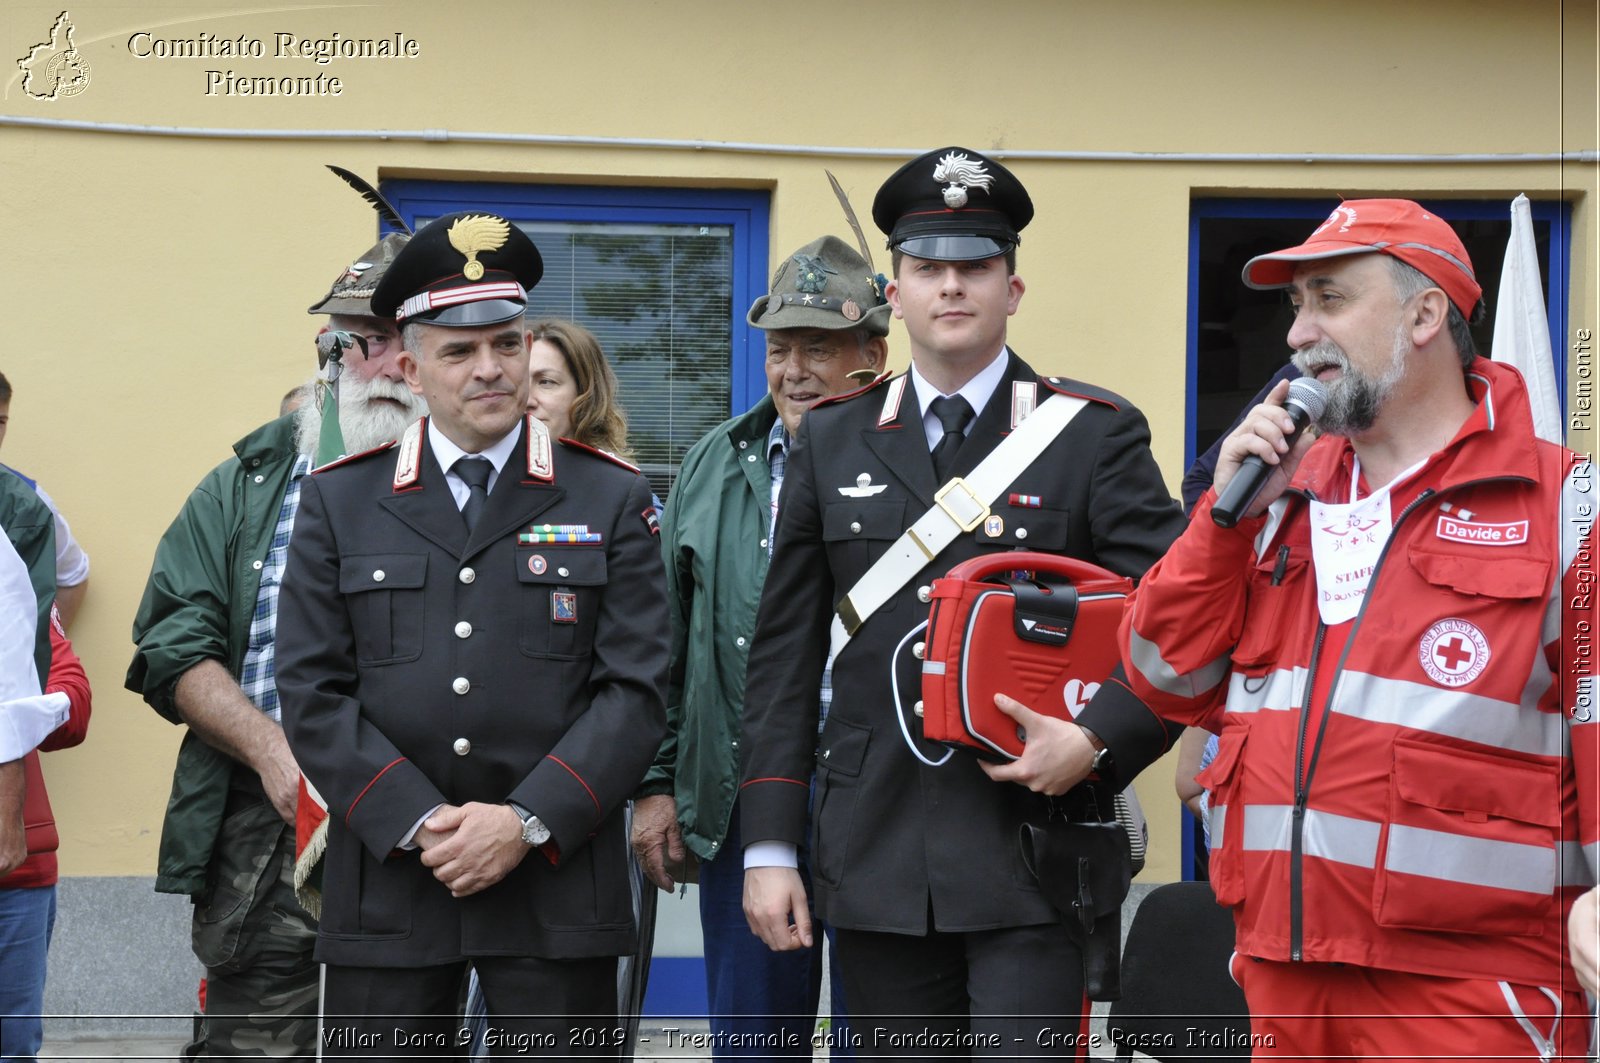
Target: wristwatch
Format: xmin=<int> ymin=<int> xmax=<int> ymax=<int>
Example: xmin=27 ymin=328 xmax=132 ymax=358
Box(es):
xmin=1090 ymin=745 xmax=1116 ymax=779
xmin=1078 ymin=723 xmax=1115 ymax=779
xmin=510 ymin=803 xmax=551 ymax=847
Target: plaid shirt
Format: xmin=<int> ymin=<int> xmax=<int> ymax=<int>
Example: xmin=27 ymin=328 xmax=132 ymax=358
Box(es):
xmin=238 ymin=454 xmax=310 ymax=722
xmin=767 ymin=420 xmax=833 ymax=734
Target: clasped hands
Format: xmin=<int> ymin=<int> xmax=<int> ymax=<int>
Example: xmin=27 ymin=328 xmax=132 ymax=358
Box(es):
xmin=415 ymin=801 xmax=530 ymax=898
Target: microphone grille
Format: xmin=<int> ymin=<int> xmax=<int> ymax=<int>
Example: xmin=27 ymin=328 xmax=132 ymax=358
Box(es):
xmin=1287 ymin=376 xmax=1329 ymax=421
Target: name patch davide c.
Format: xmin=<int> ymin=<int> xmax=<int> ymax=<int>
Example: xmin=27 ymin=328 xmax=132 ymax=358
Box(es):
xmin=1435 ymin=514 xmax=1528 ymax=547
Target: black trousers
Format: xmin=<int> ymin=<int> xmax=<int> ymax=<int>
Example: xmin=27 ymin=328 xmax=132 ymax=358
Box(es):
xmin=322 ymin=954 xmax=620 ymax=1060
xmin=833 ymin=916 xmax=1091 ymax=1062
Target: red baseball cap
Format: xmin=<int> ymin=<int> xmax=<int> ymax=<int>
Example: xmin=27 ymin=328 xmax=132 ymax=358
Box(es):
xmin=1243 ymin=199 xmax=1483 ymax=317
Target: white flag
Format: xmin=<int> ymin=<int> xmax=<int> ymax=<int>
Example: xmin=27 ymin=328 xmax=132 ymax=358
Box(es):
xmin=1491 ymin=194 xmax=1563 ymax=444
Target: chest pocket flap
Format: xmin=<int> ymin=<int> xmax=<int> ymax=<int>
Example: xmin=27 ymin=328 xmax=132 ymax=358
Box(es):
xmin=339 ymin=553 xmax=428 ymax=592
xmin=338 ymin=554 xmax=427 ymax=665
xmin=1409 ymin=548 xmax=1550 ymax=600
xmin=516 ymin=547 xmax=607 ymax=586
xmin=823 ymin=499 xmax=905 ymax=542
xmin=973 ymin=504 xmax=1069 ymax=550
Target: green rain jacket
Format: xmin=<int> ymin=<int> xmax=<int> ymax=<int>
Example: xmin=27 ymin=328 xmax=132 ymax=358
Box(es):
xmin=639 ymin=396 xmax=783 ymax=861
xmin=126 ymin=415 xmax=300 ymax=895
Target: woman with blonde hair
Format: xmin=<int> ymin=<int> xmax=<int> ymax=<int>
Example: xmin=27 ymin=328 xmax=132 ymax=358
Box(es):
xmin=525 ymin=317 xmax=632 ymax=460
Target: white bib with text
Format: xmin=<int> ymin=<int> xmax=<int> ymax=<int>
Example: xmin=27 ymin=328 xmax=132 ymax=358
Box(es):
xmin=1308 ymin=457 xmax=1423 ymax=626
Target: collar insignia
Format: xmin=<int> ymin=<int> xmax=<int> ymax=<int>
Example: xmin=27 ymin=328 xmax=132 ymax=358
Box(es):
xmin=1011 ymin=381 xmax=1037 ymax=430
xmin=525 ymin=413 xmax=554 ymax=482
xmin=878 ymin=374 xmax=907 ymax=427
xmin=392 ymin=418 xmax=424 ymax=490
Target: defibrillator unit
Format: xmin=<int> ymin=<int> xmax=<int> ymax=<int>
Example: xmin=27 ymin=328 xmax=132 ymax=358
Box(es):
xmin=920 ymin=551 xmax=1132 ymax=761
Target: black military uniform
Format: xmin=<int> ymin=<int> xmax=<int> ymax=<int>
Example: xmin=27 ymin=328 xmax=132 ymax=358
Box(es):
xmin=738 ymin=149 xmax=1185 ymax=1056
xmin=277 ymin=213 xmax=667 ymax=1057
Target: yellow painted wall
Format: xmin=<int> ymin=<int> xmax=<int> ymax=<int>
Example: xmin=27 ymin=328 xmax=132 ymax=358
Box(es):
xmin=0 ymin=0 xmax=1593 ymax=880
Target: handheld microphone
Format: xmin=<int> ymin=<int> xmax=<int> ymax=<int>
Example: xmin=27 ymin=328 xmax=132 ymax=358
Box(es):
xmin=1211 ymin=377 xmax=1329 ymax=528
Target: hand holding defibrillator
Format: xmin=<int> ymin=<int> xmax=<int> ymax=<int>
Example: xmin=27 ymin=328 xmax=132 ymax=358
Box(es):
xmin=978 ymin=696 xmax=1099 ymax=795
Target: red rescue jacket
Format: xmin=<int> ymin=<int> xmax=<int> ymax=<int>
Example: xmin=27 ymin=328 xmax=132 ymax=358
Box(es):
xmin=1123 ymin=359 xmax=1597 ymax=987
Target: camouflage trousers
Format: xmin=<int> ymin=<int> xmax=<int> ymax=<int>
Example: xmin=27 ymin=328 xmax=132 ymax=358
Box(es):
xmin=185 ymin=789 xmax=319 ymax=1059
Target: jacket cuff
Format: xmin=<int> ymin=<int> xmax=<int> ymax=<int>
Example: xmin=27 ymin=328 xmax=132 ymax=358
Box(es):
xmin=1076 ymin=665 xmax=1176 ymax=790
xmin=737 ymin=776 xmax=809 ymax=848
xmin=633 ymin=778 xmax=673 ymax=801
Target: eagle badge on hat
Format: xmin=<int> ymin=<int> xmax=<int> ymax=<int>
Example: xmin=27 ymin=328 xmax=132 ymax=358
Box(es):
xmin=448 ymin=215 xmax=511 ymax=281
xmin=793 ymin=253 xmax=837 ymax=294
xmin=933 ymin=151 xmax=994 ymax=209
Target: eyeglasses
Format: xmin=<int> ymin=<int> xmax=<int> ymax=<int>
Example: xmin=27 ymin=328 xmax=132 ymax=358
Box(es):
xmin=315 ymin=330 xmax=395 ymax=369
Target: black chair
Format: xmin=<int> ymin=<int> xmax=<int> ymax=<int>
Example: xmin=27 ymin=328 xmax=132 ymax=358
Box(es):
xmin=1107 ymin=881 xmax=1251 ymax=1062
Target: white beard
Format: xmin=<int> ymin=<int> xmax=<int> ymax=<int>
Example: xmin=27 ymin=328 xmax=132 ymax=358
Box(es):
xmin=294 ymin=372 xmax=429 ymax=459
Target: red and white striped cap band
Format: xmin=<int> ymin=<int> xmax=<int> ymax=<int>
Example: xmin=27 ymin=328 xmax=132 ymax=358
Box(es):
xmin=396 ymin=281 xmax=525 ymax=322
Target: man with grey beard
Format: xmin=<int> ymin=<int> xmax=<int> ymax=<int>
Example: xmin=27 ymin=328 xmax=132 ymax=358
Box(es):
xmin=1115 ymin=200 xmax=1596 ymax=1060
xmin=127 ymin=232 xmax=421 ymax=1060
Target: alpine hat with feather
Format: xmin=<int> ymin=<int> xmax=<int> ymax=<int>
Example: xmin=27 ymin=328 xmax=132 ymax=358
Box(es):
xmin=747 ymin=234 xmax=891 ymax=336
xmin=308 ymin=165 xmax=414 ymax=316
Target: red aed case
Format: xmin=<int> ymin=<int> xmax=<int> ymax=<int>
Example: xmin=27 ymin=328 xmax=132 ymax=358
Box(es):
xmin=921 ymin=552 xmax=1131 ymax=761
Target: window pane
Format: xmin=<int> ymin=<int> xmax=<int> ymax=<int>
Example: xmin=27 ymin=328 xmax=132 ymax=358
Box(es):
xmin=520 ymin=221 xmax=732 ymax=499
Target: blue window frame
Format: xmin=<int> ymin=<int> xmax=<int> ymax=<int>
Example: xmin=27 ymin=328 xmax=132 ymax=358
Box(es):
xmin=1187 ymin=196 xmax=1571 ymax=473
xmin=380 ymin=179 xmax=771 ymax=495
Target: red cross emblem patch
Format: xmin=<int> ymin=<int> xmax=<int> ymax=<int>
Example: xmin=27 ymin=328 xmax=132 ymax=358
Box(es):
xmin=1418 ymin=618 xmax=1491 ymax=688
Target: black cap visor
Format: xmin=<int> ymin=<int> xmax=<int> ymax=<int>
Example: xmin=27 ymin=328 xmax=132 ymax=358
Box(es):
xmin=410 ymin=297 xmax=528 ymax=328
xmin=893 ymin=234 xmax=1014 ymax=263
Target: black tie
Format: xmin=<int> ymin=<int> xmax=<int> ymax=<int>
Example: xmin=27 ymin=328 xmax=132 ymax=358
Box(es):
xmin=930 ymin=395 xmax=974 ymax=483
xmin=454 ymin=457 xmax=492 ymax=533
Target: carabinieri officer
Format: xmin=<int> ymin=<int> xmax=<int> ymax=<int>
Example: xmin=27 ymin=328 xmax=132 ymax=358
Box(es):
xmin=738 ymin=148 xmax=1184 ymax=1060
xmin=277 ymin=211 xmax=667 ymax=1058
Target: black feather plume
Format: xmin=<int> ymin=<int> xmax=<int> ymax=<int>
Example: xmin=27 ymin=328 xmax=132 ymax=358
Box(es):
xmin=326 ymin=165 xmax=411 ymax=234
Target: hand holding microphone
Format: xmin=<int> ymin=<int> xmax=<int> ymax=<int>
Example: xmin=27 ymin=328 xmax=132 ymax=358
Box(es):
xmin=1212 ymin=377 xmax=1329 ymax=528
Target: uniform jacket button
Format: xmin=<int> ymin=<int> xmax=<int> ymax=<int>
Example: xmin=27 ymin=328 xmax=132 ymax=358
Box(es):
xmin=459 ymin=567 xmax=476 ymax=584
xmin=373 ymin=569 xmax=386 ymax=582
xmin=452 ymin=677 xmax=470 ymax=695
xmin=453 ymin=737 xmax=471 ymax=756
xmin=455 ymin=621 xmax=472 ymax=638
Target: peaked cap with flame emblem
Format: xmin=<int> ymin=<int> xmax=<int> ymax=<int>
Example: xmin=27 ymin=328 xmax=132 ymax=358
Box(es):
xmin=872 ymin=146 xmax=1033 ymax=262
xmin=371 ymin=210 xmax=544 ymax=326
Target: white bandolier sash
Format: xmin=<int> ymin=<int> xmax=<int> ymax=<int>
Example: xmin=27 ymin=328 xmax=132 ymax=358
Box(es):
xmin=830 ymin=392 xmax=1089 ymax=659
